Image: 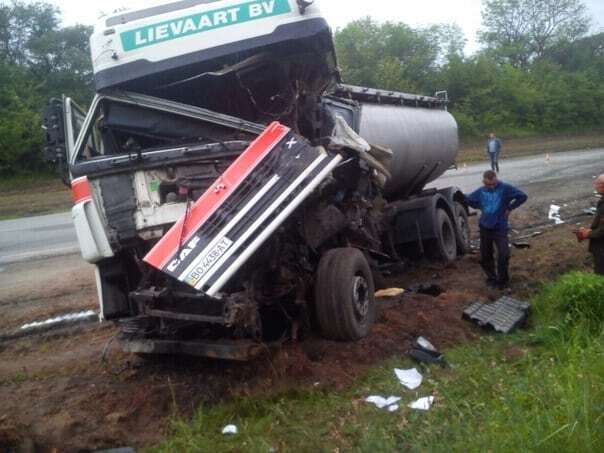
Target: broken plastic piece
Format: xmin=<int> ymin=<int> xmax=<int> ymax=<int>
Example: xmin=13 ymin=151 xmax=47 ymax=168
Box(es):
xmin=375 ymin=288 xmax=405 ymax=298
xmin=408 ymin=396 xmax=435 ymax=411
xmin=222 ymin=424 xmax=238 ymax=435
xmin=548 ymin=204 xmax=564 ymax=225
xmin=416 ymin=336 xmax=437 ymax=352
xmin=365 ymin=395 xmax=401 ymax=409
xmin=409 ymin=336 xmax=446 ymax=367
xmin=463 ymin=296 xmax=531 ymax=334
xmin=394 ymin=368 xmax=423 ymax=390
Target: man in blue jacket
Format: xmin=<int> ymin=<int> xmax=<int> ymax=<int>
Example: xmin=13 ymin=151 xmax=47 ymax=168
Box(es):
xmin=465 ymin=171 xmax=528 ymax=289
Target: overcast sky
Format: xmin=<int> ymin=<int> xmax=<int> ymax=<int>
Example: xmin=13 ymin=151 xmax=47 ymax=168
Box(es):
xmin=45 ymin=0 xmax=604 ymax=54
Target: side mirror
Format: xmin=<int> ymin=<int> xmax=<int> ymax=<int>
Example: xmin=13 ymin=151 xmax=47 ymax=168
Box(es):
xmin=42 ymin=98 xmax=70 ymax=186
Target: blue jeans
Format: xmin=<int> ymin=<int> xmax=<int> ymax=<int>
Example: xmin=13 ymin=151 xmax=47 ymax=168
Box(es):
xmin=489 ymin=152 xmax=500 ymax=172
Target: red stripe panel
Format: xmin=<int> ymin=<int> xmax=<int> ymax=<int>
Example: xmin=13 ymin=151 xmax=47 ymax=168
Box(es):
xmin=144 ymin=122 xmax=290 ymax=270
xmin=71 ymin=176 xmax=92 ymax=204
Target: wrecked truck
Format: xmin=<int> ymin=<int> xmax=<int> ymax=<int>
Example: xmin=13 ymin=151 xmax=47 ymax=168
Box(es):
xmin=42 ymin=0 xmax=469 ymax=360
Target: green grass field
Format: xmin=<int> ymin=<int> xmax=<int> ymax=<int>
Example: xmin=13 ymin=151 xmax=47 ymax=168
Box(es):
xmin=0 ymin=173 xmax=71 ymax=220
xmin=155 ymin=272 xmax=604 ymax=452
xmin=458 ymin=131 xmax=604 ymax=164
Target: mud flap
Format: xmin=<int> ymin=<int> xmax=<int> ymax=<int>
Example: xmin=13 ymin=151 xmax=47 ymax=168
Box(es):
xmin=144 ymin=122 xmax=342 ymax=296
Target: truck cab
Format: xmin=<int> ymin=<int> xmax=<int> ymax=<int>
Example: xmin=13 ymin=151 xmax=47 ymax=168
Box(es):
xmin=43 ymin=0 xmax=468 ymax=360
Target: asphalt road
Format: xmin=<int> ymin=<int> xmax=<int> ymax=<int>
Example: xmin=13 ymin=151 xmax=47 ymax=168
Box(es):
xmin=1 ymin=148 xmax=603 ymax=266
xmin=0 ymin=211 xmax=78 ymax=265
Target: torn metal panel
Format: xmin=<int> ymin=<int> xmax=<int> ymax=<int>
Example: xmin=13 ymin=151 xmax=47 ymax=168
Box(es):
xmin=463 ymin=296 xmax=531 ymax=333
xmin=144 ymin=121 xmax=342 ymax=296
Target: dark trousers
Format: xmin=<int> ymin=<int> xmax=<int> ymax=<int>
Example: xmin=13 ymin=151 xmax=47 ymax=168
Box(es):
xmin=480 ymin=227 xmax=510 ymax=284
xmin=489 ymin=152 xmax=500 ymax=172
xmin=594 ymin=253 xmax=604 ymax=275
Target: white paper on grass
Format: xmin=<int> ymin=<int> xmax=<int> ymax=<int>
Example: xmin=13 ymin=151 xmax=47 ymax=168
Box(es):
xmin=408 ymin=396 xmax=435 ymax=411
xmin=365 ymin=395 xmax=401 ymax=409
xmin=394 ymin=368 xmax=423 ymax=390
xmin=387 ymin=404 xmax=399 ymax=412
xmin=222 ymin=424 xmax=238 ymax=435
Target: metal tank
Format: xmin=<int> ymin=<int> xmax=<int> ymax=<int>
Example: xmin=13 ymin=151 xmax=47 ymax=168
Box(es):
xmin=358 ymin=103 xmax=459 ymax=198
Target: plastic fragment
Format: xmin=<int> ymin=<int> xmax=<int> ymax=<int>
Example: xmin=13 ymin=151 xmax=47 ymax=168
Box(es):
xmin=222 ymin=425 xmax=238 ymax=435
xmin=394 ymin=368 xmax=423 ymax=390
xmin=408 ymin=396 xmax=434 ymax=411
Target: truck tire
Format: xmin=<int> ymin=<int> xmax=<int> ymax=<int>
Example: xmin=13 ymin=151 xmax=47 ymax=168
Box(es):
xmin=454 ymin=202 xmax=471 ymax=255
xmin=427 ymin=208 xmax=457 ymax=263
xmin=315 ymin=248 xmax=376 ymax=341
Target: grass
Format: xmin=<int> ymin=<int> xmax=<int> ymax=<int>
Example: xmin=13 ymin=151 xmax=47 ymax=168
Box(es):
xmin=155 ymin=273 xmax=604 ymax=452
xmin=458 ymin=131 xmax=604 ymax=164
xmin=0 ymin=173 xmax=71 ymax=220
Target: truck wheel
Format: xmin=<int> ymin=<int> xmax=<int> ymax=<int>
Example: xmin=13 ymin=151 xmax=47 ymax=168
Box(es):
xmin=315 ymin=248 xmax=376 ymax=341
xmin=454 ymin=202 xmax=471 ymax=255
xmin=427 ymin=208 xmax=457 ymax=263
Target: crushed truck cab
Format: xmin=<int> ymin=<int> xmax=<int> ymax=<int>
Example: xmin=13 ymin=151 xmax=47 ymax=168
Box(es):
xmin=43 ymin=0 xmax=468 ymax=360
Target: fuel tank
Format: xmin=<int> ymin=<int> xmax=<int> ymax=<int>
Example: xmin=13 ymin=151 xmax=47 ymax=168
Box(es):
xmin=358 ymin=103 xmax=459 ymax=198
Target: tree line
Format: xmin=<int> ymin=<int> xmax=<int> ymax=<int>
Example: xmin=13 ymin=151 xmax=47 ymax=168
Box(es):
xmin=335 ymin=0 xmax=604 ymax=139
xmin=0 ymin=0 xmax=603 ymax=175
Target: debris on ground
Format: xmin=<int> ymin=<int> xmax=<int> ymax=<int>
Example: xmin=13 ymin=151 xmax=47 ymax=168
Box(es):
xmin=408 ymin=396 xmax=435 ymax=411
xmin=394 ymin=368 xmax=423 ymax=390
xmin=409 ymin=336 xmax=446 ymax=367
xmin=548 ymin=204 xmax=564 ymax=225
xmin=375 ymin=288 xmax=405 ymax=298
xmin=222 ymin=425 xmax=238 ymax=435
xmin=583 ymin=207 xmax=597 ymax=216
xmin=463 ymin=296 xmax=531 ymax=333
xmin=511 ymin=241 xmax=531 ymax=249
xmin=406 ymin=283 xmax=444 ymax=297
xmin=365 ymin=396 xmax=402 ymax=410
xmin=20 ymin=310 xmax=97 ymax=331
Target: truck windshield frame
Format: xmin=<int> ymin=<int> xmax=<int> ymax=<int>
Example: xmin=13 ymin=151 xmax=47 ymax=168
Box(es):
xmin=70 ymin=91 xmax=265 ymax=167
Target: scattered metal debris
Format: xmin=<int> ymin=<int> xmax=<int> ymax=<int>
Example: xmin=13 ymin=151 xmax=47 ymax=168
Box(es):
xmin=409 ymin=336 xmax=446 ymax=366
xmin=0 ymin=310 xmax=100 ymax=343
xmin=463 ymin=296 xmax=531 ymax=333
xmin=583 ymin=207 xmax=597 ymax=216
xmin=20 ymin=310 xmax=97 ymax=331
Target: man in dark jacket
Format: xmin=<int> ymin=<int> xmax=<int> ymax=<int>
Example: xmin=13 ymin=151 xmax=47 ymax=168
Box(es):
xmin=465 ymin=171 xmax=528 ymax=288
xmin=487 ymin=133 xmax=502 ymax=173
xmin=576 ymin=175 xmax=604 ymax=275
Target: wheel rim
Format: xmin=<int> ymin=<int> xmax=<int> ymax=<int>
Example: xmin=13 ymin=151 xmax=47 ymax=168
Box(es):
xmin=352 ymin=275 xmax=370 ymax=320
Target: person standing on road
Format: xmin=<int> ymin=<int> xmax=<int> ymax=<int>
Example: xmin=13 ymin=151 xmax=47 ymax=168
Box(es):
xmin=465 ymin=171 xmax=528 ymax=289
xmin=575 ymin=174 xmax=604 ymax=275
xmin=486 ymin=132 xmax=502 ymax=173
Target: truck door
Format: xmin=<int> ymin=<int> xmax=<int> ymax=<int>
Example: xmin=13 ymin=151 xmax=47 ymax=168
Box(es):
xmin=43 ymin=96 xmax=86 ymax=183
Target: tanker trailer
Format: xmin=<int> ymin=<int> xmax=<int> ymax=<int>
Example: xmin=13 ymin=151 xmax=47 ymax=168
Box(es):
xmin=42 ymin=0 xmax=469 ymax=359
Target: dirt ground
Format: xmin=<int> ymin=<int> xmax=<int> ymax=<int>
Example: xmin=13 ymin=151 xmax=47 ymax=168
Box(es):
xmin=0 ymin=215 xmax=595 ymax=451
